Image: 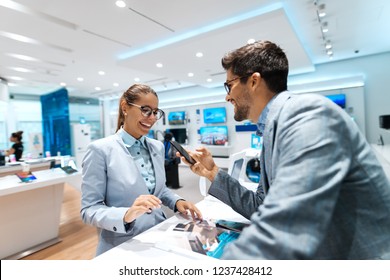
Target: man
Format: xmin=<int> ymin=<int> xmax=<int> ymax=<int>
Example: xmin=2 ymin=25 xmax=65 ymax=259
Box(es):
xmin=184 ymin=40 xmax=390 ymax=259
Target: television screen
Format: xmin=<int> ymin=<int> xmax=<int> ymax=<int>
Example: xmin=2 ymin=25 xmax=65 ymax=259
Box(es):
xmin=168 ymin=111 xmax=186 ymax=125
xmin=166 ymin=128 xmax=187 ymax=144
xmin=203 ymin=107 xmax=226 ymax=123
xmin=146 ymin=129 xmax=155 ymax=139
xmin=325 ymin=94 xmax=346 ymax=108
xmin=200 ymin=126 xmax=228 ymax=146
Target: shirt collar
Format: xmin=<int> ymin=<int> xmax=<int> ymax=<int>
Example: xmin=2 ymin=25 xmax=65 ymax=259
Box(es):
xmin=118 ymin=127 xmax=147 ymax=148
xmin=256 ymin=95 xmax=277 ymax=136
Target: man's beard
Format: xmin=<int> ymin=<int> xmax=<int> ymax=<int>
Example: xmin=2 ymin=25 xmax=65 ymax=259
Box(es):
xmin=234 ymin=103 xmax=250 ymax=121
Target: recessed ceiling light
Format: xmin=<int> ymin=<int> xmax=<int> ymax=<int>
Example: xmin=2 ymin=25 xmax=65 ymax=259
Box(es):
xmin=115 ymin=1 xmax=126 ymax=8
xmin=134 ymin=77 xmax=140 ymax=82
xmin=95 ymin=87 xmax=101 ymax=91
xmin=98 ymin=71 xmax=105 ymax=75
xmin=207 ymin=78 xmax=212 ymax=82
xmin=77 ymin=77 xmax=84 ymax=82
xmin=113 ymin=82 xmax=119 ymax=87
xmin=188 ymin=73 xmax=194 ymax=77
xmin=196 ymin=52 xmax=203 ymax=58
xmin=60 ymin=82 xmax=66 ymax=86
xmin=247 ymin=38 xmax=256 ymax=44
xmin=156 ymin=63 xmax=163 ymax=68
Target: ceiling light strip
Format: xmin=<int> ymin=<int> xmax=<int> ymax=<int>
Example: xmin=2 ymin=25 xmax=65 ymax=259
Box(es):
xmin=0 ymin=0 xmax=78 ymax=30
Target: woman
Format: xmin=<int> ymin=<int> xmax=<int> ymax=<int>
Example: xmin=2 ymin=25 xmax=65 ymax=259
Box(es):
xmin=80 ymin=84 xmax=202 ymax=256
xmin=6 ymin=131 xmax=24 ymax=161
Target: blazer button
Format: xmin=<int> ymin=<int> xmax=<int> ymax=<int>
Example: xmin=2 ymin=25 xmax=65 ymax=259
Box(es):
xmin=113 ymin=226 xmax=117 ymax=232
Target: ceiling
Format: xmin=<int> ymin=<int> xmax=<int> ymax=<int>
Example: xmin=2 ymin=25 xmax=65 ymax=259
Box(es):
xmin=0 ymin=0 xmax=389 ymax=101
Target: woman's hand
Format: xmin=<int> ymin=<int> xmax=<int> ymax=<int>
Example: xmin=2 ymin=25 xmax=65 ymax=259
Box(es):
xmin=175 ymin=200 xmax=203 ymax=221
xmin=123 ymin=194 xmax=162 ymax=223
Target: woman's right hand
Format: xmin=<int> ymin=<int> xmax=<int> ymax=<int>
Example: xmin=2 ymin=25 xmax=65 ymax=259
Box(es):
xmin=123 ymin=194 xmax=162 ymax=223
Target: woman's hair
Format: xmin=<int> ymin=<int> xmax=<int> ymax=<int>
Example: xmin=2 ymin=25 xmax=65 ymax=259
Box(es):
xmin=11 ymin=131 xmax=23 ymax=142
xmin=116 ymin=84 xmax=158 ymax=132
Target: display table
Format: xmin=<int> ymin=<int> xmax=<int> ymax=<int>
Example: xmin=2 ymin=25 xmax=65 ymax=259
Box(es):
xmin=0 ymin=168 xmax=82 ymax=259
xmin=0 ymin=157 xmax=62 ymax=177
xmin=95 ymin=196 xmax=249 ymax=260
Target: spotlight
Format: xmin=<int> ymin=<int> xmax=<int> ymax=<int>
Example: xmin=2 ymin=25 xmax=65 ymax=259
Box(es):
xmin=318 ymin=4 xmax=326 ymax=17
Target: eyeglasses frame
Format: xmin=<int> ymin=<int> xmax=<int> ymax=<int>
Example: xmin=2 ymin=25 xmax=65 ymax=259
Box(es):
xmin=127 ymin=102 xmax=165 ymax=120
xmin=223 ymin=74 xmax=253 ymax=94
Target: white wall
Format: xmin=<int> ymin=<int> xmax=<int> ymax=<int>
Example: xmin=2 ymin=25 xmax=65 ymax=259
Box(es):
xmin=289 ymin=51 xmax=390 ymax=143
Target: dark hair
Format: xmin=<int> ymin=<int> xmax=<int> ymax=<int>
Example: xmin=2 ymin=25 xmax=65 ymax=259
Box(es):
xmin=116 ymin=84 xmax=158 ymax=132
xmin=221 ymin=40 xmax=289 ymax=93
xmin=164 ymin=132 xmax=173 ymax=141
xmin=11 ymin=131 xmax=23 ymax=142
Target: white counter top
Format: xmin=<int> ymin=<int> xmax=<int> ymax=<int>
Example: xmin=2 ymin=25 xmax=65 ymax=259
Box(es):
xmin=95 ymin=196 xmax=248 ymax=260
xmin=0 ymin=168 xmax=82 ymax=196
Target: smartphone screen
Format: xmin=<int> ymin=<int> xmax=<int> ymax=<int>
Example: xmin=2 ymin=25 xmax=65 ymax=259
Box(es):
xmin=169 ymin=140 xmax=196 ymax=165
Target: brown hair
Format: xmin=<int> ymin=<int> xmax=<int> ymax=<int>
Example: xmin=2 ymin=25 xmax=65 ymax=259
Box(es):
xmin=11 ymin=131 xmax=23 ymax=142
xmin=221 ymin=40 xmax=289 ymax=93
xmin=115 ymin=84 xmax=158 ymax=132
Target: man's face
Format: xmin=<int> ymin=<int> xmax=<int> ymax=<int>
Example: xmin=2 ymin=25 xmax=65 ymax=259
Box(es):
xmin=224 ymin=70 xmax=252 ymax=122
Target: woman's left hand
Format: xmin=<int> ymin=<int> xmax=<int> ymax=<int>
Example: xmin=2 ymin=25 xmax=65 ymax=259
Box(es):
xmin=175 ymin=200 xmax=203 ymax=221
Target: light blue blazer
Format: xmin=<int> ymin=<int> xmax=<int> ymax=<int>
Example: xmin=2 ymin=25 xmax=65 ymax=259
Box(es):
xmin=80 ymin=132 xmax=182 ymax=256
xmin=216 ymin=91 xmax=390 ymax=259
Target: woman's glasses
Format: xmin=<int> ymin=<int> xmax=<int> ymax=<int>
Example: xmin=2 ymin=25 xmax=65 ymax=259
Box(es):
xmin=128 ymin=103 xmax=165 ymax=120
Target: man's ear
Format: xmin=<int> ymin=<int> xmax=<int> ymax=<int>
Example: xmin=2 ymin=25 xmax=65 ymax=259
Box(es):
xmin=251 ymin=72 xmax=261 ymax=87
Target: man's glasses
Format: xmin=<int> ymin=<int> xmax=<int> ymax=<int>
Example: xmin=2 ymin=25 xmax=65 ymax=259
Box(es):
xmin=127 ymin=103 xmax=165 ymax=120
xmin=223 ymin=74 xmax=252 ymax=94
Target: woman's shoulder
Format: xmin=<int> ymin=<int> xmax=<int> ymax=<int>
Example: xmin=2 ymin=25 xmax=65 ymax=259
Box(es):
xmin=89 ymin=134 xmax=120 ymax=148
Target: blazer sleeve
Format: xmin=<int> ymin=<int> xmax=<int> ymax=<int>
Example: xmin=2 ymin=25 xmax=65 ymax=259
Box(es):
xmin=80 ymin=141 xmax=129 ymax=234
xmin=208 ymin=169 xmax=265 ymax=220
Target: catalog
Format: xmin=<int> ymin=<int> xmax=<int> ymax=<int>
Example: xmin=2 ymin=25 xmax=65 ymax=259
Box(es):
xmin=157 ymin=218 xmax=249 ymax=259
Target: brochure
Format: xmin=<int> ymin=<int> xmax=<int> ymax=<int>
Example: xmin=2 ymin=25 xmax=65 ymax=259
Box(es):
xmin=159 ymin=218 xmax=249 ymax=259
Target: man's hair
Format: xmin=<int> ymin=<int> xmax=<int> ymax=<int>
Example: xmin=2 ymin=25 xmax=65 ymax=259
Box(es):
xmin=221 ymin=40 xmax=289 ymax=93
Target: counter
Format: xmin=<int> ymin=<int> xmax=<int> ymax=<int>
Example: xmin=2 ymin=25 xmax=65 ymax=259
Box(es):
xmin=0 ymin=168 xmax=82 ymax=259
xmin=95 ymin=196 xmax=249 ymax=260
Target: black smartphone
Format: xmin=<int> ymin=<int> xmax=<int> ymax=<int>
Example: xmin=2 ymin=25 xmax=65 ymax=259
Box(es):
xmin=169 ymin=140 xmax=196 ymax=165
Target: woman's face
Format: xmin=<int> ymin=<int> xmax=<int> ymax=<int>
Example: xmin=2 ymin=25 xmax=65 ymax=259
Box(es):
xmin=122 ymin=93 xmax=160 ymax=139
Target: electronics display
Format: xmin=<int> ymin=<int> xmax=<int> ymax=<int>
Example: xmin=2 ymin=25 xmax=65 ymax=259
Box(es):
xmin=203 ymin=107 xmax=226 ymax=124
xmin=169 ymin=140 xmax=195 ymax=165
xmin=168 ymin=111 xmax=186 ymax=125
xmin=166 ymin=128 xmax=187 ymax=144
xmin=16 ymin=171 xmax=37 ymax=183
xmin=199 ymin=126 xmax=228 ymax=146
xmin=325 ymin=94 xmax=346 ymax=108
xmin=146 ymin=129 xmax=155 ymax=139
xmin=379 ymin=115 xmax=390 ymax=129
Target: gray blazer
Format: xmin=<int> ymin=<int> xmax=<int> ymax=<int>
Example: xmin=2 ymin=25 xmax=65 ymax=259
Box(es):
xmin=80 ymin=133 xmax=182 ymax=256
xmin=215 ymin=91 xmax=390 ymax=259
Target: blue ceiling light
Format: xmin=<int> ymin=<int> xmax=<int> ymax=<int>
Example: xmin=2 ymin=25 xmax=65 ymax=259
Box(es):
xmin=118 ymin=3 xmax=283 ymax=60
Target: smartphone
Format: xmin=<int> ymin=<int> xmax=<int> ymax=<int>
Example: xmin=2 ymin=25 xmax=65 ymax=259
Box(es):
xmin=15 ymin=171 xmax=37 ymax=183
xmin=169 ymin=140 xmax=196 ymax=165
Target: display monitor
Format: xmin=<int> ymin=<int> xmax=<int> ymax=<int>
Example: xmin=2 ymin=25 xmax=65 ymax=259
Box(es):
xmin=203 ymin=107 xmax=227 ymax=124
xmin=146 ymin=129 xmax=155 ymax=139
xmin=325 ymin=94 xmax=346 ymax=108
xmin=168 ymin=111 xmax=186 ymax=125
xmin=200 ymin=126 xmax=228 ymax=146
xmin=166 ymin=128 xmax=187 ymax=144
